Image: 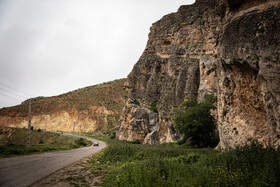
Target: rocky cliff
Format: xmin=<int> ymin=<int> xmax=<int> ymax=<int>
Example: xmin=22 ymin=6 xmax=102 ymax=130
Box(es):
xmin=0 ymin=79 xmax=127 ymax=133
xmin=117 ymin=0 xmax=280 ymax=149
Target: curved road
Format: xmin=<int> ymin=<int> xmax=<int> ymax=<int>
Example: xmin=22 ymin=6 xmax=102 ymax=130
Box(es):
xmin=0 ymin=134 xmax=106 ymax=187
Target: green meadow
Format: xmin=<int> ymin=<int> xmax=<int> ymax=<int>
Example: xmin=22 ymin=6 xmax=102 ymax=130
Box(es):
xmin=86 ymin=137 xmax=280 ymax=187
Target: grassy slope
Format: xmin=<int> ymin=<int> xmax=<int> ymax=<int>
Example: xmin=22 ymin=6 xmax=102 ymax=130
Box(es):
xmin=0 ymin=127 xmax=92 ymax=158
xmin=0 ymin=79 xmax=128 ymax=132
xmin=0 ymin=78 xmax=127 ymax=116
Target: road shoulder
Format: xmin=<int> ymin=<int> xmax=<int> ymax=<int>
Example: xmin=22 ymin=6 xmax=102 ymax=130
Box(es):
xmin=30 ymin=153 xmax=103 ymax=187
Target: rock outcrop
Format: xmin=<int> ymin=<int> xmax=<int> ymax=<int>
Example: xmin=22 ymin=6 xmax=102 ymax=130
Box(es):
xmin=0 ymin=79 xmax=127 ymax=133
xmin=117 ymin=0 xmax=280 ymax=148
xmin=218 ymin=1 xmax=280 ymax=148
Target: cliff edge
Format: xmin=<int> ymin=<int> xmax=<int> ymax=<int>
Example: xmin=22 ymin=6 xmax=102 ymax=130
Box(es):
xmin=117 ymin=0 xmax=280 ymax=149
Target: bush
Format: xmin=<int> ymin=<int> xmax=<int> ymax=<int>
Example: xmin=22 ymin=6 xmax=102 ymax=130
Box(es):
xmin=129 ymin=99 xmax=140 ymax=106
xmin=109 ymin=131 xmax=116 ymax=139
xmin=129 ymin=139 xmax=141 ymax=144
xmin=77 ymin=138 xmax=87 ymax=146
xmin=175 ymin=95 xmax=218 ymax=148
xmin=150 ymin=100 xmax=158 ymax=113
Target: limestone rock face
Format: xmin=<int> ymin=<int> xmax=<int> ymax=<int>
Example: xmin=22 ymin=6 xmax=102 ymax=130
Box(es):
xmin=117 ymin=104 xmax=179 ymax=144
xmin=117 ymin=0 xmax=280 ymax=148
xmin=118 ymin=0 xmax=220 ymax=144
xmin=0 ymin=79 xmax=127 ymax=133
xmin=217 ymin=1 xmax=280 ymax=148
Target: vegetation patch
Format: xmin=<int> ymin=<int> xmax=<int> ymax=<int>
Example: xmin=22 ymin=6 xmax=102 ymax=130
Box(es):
xmin=129 ymin=99 xmax=140 ymax=106
xmin=149 ymin=100 xmax=158 ymax=113
xmin=222 ymin=108 xmax=228 ymax=117
xmin=175 ymin=95 xmax=219 ymax=148
xmin=86 ymin=140 xmax=280 ymax=187
xmin=0 ymin=127 xmax=92 ymax=157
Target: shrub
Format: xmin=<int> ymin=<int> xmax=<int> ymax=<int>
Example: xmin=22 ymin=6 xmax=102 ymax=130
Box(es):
xmin=129 ymin=139 xmax=141 ymax=144
xmin=150 ymin=100 xmax=158 ymax=113
xmin=77 ymin=138 xmax=87 ymax=146
xmin=222 ymin=108 xmax=228 ymax=117
xmin=175 ymin=95 xmax=218 ymax=148
xmin=109 ymin=131 xmax=116 ymax=139
xmin=129 ymin=99 xmax=140 ymax=106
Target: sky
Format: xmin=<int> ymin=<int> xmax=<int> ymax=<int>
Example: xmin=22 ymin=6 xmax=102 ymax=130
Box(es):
xmin=0 ymin=0 xmax=195 ymax=108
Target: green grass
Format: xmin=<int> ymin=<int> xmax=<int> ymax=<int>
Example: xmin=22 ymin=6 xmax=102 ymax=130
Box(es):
xmin=86 ymin=140 xmax=280 ymax=186
xmin=83 ymin=130 xmax=117 ymax=143
xmin=0 ymin=127 xmax=92 ymax=157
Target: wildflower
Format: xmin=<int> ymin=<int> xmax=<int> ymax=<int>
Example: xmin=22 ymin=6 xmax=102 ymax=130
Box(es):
xmin=175 ymin=178 xmax=179 ymax=182
xmin=215 ymin=181 xmax=218 ymax=184
xmin=228 ymin=180 xmax=231 ymax=183
xmin=162 ymin=176 xmax=165 ymax=179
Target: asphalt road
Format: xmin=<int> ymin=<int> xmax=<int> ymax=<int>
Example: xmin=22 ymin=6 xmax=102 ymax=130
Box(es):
xmin=0 ymin=133 xmax=106 ymax=187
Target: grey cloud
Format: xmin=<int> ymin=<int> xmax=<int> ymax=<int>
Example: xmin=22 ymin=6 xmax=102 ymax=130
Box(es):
xmin=0 ymin=0 xmax=195 ymax=108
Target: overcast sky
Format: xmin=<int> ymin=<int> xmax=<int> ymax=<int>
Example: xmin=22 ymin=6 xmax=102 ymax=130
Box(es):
xmin=0 ymin=0 xmax=195 ymax=108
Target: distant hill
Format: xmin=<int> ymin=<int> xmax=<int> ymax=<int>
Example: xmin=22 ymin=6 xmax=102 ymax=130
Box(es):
xmin=0 ymin=79 xmax=128 ymax=133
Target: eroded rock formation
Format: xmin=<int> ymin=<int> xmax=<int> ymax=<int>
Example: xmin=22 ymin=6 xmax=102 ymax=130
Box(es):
xmin=218 ymin=1 xmax=280 ymax=148
xmin=0 ymin=79 xmax=127 ymax=133
xmin=117 ymin=0 xmax=280 ymax=148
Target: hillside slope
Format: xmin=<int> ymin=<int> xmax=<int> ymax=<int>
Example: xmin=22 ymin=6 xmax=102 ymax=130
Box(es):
xmin=0 ymin=79 xmax=127 ymax=132
xmin=117 ymin=0 xmax=280 ymax=149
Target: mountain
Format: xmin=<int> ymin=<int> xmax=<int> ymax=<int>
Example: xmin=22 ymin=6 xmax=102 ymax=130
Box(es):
xmin=116 ymin=0 xmax=280 ymax=149
xmin=0 ymin=79 xmax=127 ymax=133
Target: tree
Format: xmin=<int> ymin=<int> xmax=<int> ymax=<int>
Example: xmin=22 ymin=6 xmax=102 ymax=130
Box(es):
xmin=175 ymin=95 xmax=218 ymax=148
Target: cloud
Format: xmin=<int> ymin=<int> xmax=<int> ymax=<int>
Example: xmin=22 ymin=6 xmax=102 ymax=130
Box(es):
xmin=0 ymin=0 xmax=195 ymax=108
